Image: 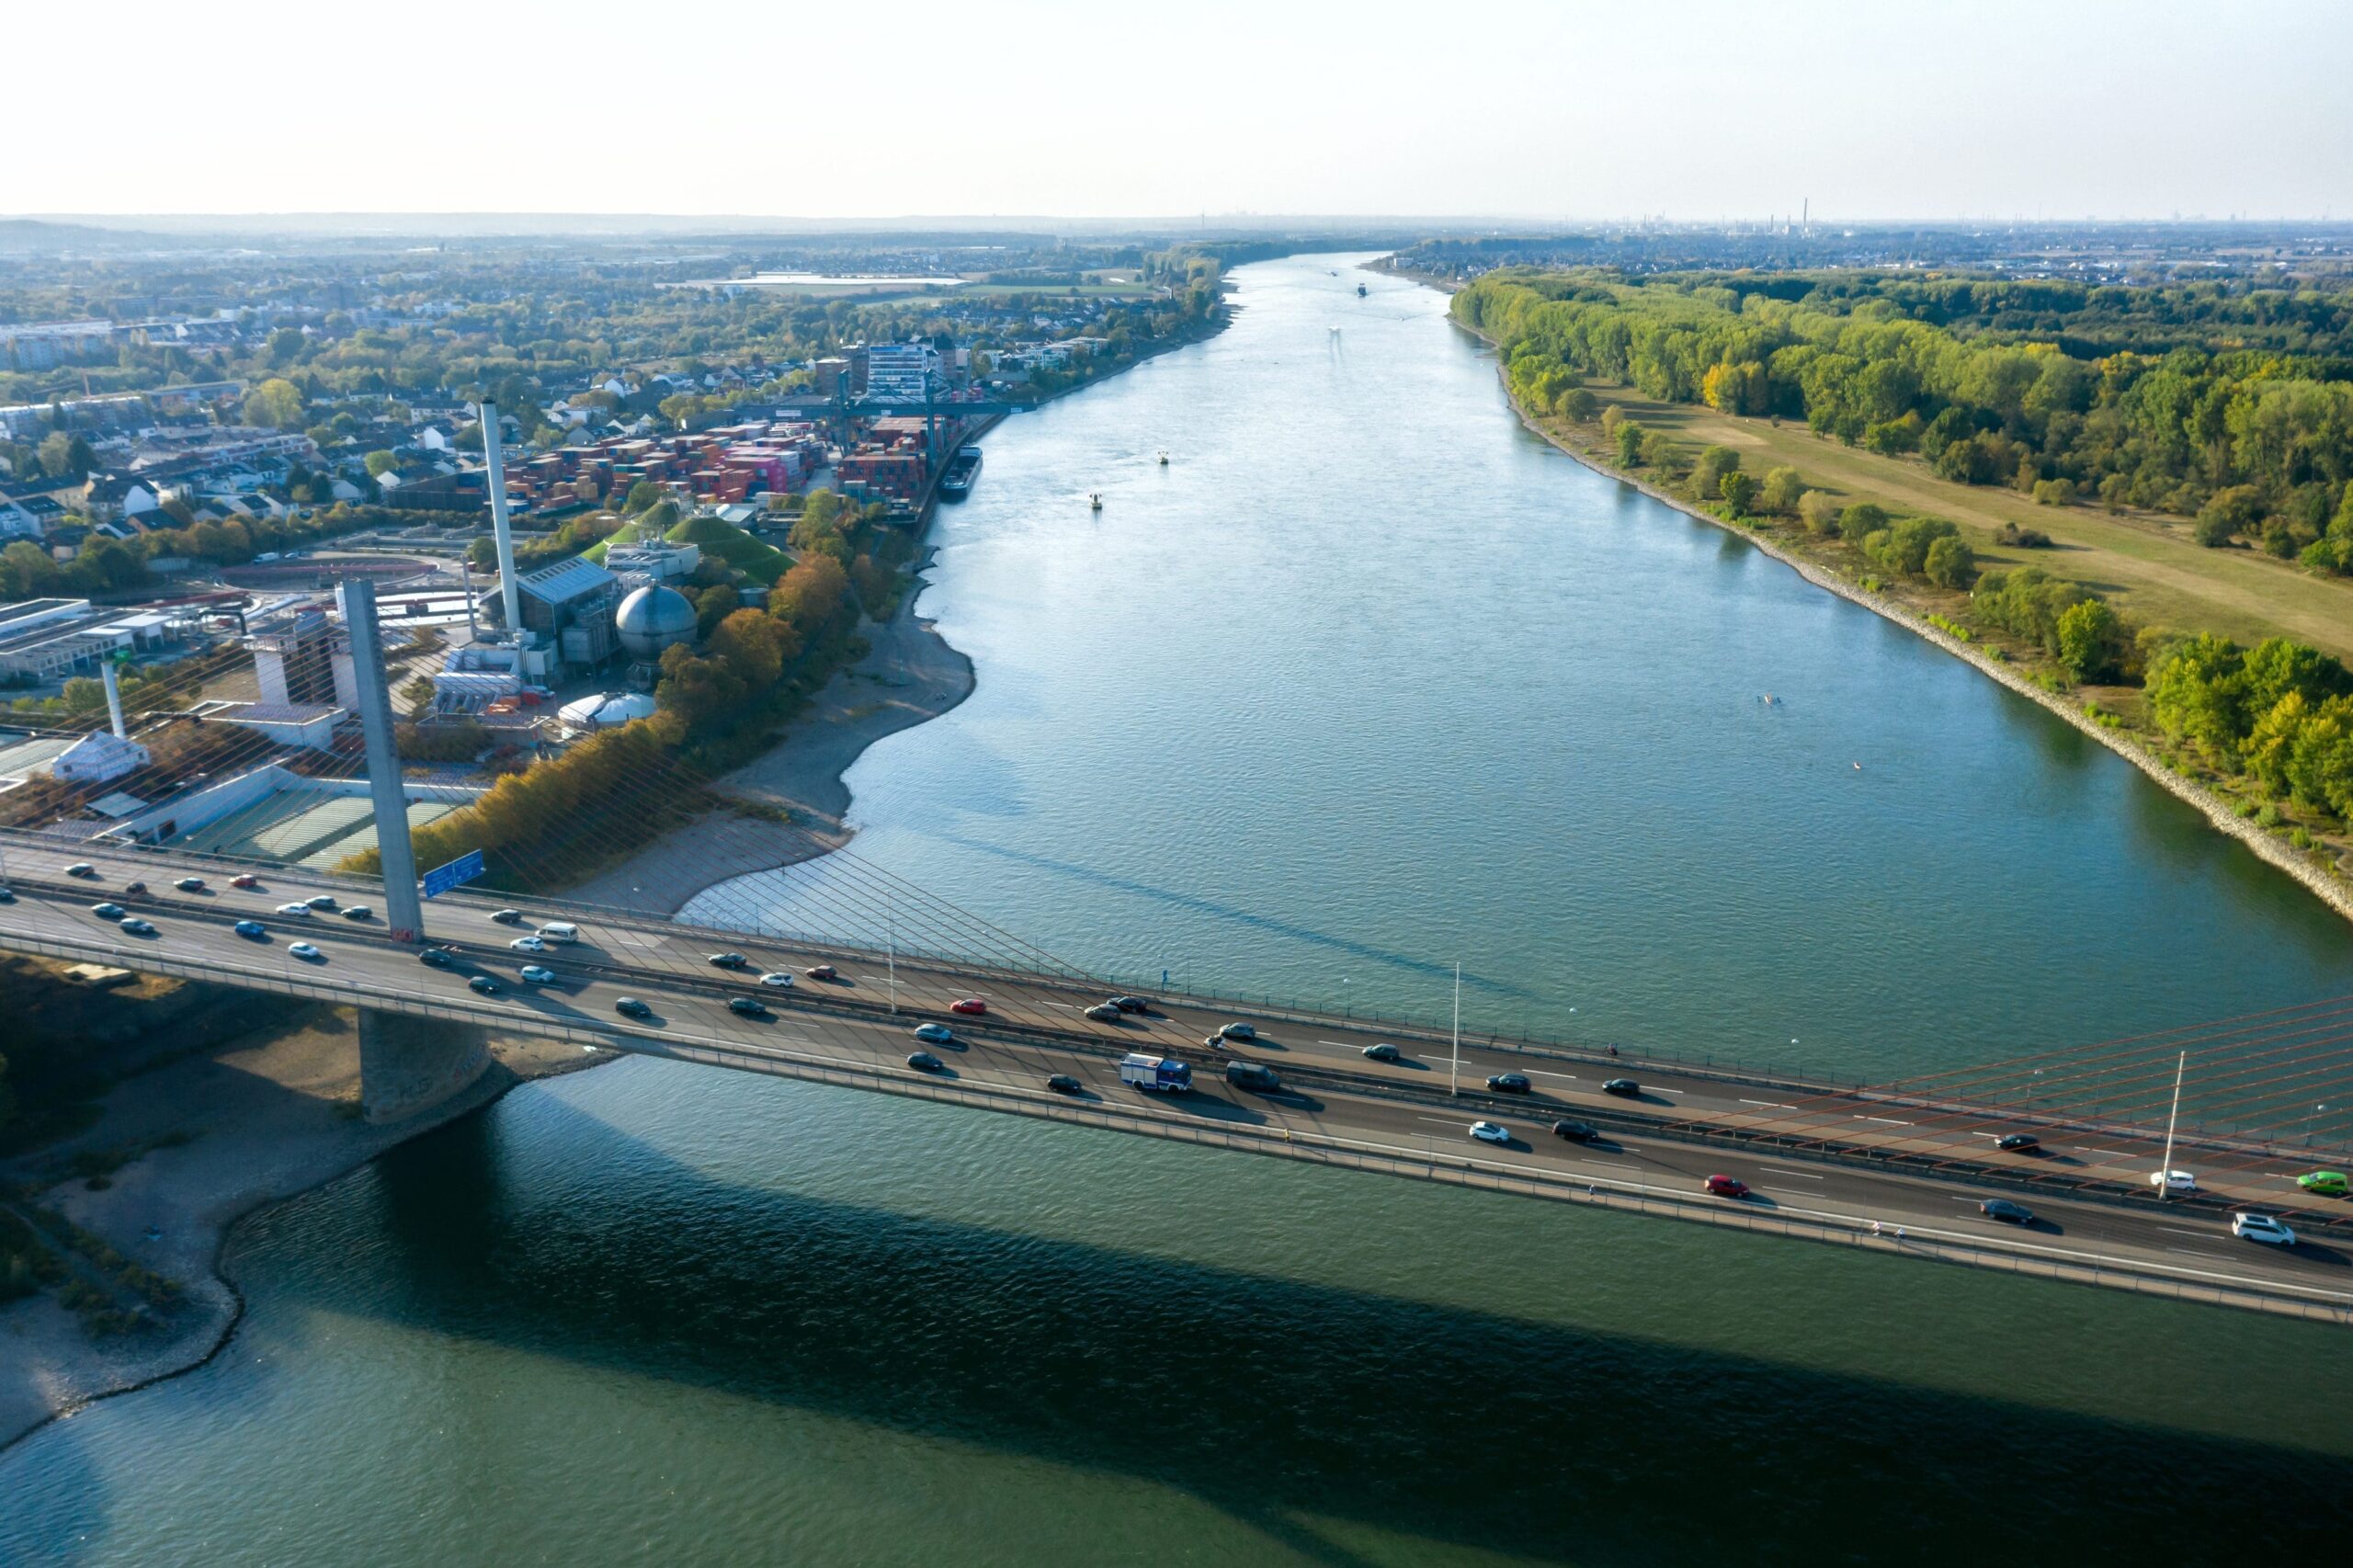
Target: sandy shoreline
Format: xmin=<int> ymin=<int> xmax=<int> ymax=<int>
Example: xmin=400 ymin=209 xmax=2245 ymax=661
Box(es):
xmin=1464 ymin=325 xmax=2353 ymax=928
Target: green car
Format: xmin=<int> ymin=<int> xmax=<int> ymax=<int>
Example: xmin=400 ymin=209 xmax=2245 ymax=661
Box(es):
xmin=2295 ymin=1170 xmax=2347 ymax=1197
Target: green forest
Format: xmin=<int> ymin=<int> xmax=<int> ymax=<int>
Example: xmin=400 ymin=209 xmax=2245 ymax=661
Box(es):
xmin=1458 ymin=269 xmax=2353 ymax=572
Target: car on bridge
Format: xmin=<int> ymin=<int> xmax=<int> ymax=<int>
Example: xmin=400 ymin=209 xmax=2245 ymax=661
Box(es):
xmin=1980 ymin=1199 xmax=2035 ymax=1224
xmin=614 ymin=997 xmax=654 ymax=1020
xmin=122 ymin=881 xmax=146 ymax=895
xmin=341 ymin=905 xmax=372 ymax=922
xmin=912 ymin=1023 xmax=956 ymax=1046
xmin=709 ymin=952 xmax=746 ymax=969
xmin=119 ymin=917 xmax=157 ymax=937
xmin=759 ymin=971 xmax=794 ymax=988
xmin=2150 ymin=1168 xmax=2198 ymax=1193
xmin=1552 ymin=1119 xmax=1600 ymax=1142
xmin=950 ymin=998 xmax=987 ymax=1016
xmin=509 ymin=937 xmax=548 ymax=953
xmin=0 ymin=887 xmax=14 ymax=903
xmin=728 ymin=996 xmax=767 ymax=1017
xmin=1084 ymin=1003 xmax=1123 ymax=1022
xmin=91 ymin=903 xmax=127 ymax=919
xmin=1046 ymin=1074 xmax=1083 ymax=1095
xmin=804 ymin=964 xmax=837 ymax=981
xmin=519 ymin=965 xmax=556 ymax=984
xmin=234 ymin=920 xmax=267 ymax=940
xmin=288 ymin=942 xmax=324 ymax=962
xmin=468 ymin=976 xmax=499 ymax=995
xmin=2232 ymin=1212 xmax=2297 ymax=1247
xmin=1226 ymin=1062 xmax=1282 ymax=1092
xmin=305 ymin=894 xmax=337 ymax=912
xmin=907 ymin=1051 xmax=945 ymax=1073
xmin=2296 ymin=1170 xmax=2347 ymax=1197
xmin=277 ymin=903 xmax=313 ymax=917
xmin=1995 ymin=1132 xmax=2041 ymax=1153
xmin=1217 ymin=1022 xmax=1256 ymax=1041
xmin=65 ymin=863 xmax=96 ymax=879
xmin=1704 ymin=1175 xmax=1750 ymax=1199
xmin=231 ymin=874 xmax=261 ymax=890
xmin=175 ymin=877 xmax=206 ymax=892
xmin=419 ymin=949 xmax=454 ymax=969
xmin=491 ymin=909 xmax=524 ymax=925
xmin=1602 ymin=1077 xmax=1640 ymax=1096
xmin=1485 ymin=1073 xmax=1532 ymax=1093
xmin=1363 ymin=1043 xmax=1401 ymax=1062
xmin=1109 ymin=996 xmax=1152 ymax=1015
xmin=1469 ymin=1120 xmax=1510 ymax=1145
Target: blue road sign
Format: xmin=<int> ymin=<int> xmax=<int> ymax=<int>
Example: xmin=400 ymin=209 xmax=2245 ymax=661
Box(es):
xmin=421 ymin=849 xmax=484 ymax=899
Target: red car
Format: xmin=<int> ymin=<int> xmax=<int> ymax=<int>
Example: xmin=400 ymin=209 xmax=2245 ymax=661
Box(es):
xmin=1704 ymin=1175 xmax=1750 ymax=1199
xmin=231 ymin=874 xmax=261 ymax=890
xmin=949 ymin=998 xmax=987 ymax=1017
xmin=804 ymin=964 xmax=837 ymax=981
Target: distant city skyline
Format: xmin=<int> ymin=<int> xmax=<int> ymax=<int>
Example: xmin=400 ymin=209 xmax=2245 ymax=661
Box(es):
xmin=14 ymin=0 xmax=2350 ymax=222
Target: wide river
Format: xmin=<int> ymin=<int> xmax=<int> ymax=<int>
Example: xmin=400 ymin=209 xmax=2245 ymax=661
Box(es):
xmin=6 ymin=255 xmax=2350 ymax=1562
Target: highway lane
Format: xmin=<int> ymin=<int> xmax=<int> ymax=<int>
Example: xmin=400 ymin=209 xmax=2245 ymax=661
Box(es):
xmin=8 ymin=833 xmax=2340 ymax=1230
xmin=2 ymin=865 xmax=2347 ymax=1318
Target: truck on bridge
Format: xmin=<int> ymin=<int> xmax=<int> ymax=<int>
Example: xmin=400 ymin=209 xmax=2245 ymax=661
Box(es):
xmin=1119 ymin=1053 xmax=1193 ymax=1093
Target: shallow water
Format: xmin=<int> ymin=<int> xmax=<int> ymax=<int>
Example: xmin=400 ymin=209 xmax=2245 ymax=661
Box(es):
xmin=6 ymin=255 xmax=2350 ymax=1563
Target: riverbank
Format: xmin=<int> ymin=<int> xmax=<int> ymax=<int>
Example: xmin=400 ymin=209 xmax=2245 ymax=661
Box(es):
xmin=1454 ymin=314 xmax=2353 ymax=929
xmin=0 ymin=1006 xmax=599 ymax=1454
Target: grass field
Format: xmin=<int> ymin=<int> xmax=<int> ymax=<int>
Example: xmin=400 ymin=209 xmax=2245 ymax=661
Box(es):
xmin=1584 ymin=388 xmax=2353 ymax=664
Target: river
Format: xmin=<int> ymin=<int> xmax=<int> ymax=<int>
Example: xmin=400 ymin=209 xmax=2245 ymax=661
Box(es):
xmin=5 ymin=254 xmax=2348 ymax=1563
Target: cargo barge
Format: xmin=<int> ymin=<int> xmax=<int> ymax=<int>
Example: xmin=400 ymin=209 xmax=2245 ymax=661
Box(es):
xmin=938 ymin=444 xmax=983 ymax=501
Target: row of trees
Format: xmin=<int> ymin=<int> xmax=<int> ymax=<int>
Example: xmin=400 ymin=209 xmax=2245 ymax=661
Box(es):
xmin=2149 ymin=636 xmax=2353 ymax=817
xmin=1461 ymin=269 xmax=2353 ymax=571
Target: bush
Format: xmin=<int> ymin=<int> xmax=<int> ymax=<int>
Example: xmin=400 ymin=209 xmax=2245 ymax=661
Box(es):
xmin=1759 ymin=466 xmax=1807 ymax=515
xmin=1837 ymin=501 xmax=1890 ymax=543
xmin=1798 ymin=492 xmax=1841 ymax=536
xmin=1994 ymin=522 xmax=2052 ymax=548
xmin=2031 ymin=478 xmax=2076 ymax=506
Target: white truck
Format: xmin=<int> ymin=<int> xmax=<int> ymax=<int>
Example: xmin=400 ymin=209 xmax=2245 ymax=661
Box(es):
xmin=1119 ymin=1052 xmax=1193 ymax=1093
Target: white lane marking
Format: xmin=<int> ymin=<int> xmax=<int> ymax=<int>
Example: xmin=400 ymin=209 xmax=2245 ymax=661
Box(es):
xmin=1586 ymin=1161 xmax=1643 ymax=1173
xmin=2166 ymin=1247 xmax=2227 ymax=1258
xmin=2158 ymin=1224 xmax=2213 ymax=1237
xmin=1524 ymin=1070 xmax=1579 ymax=1081
xmin=1318 ymin=1040 xmax=1349 ymax=1047
xmin=1648 ymin=1087 xmax=1683 ymax=1096
xmin=1415 ymin=1116 xmax=1463 ymax=1126
xmin=1041 ymin=1001 xmax=1078 ymax=1008
xmin=2074 ymin=1148 xmax=2132 ymax=1158
xmin=1759 ymin=1166 xmax=1823 ymax=1180
xmin=1856 ymin=1115 xmax=1913 ymax=1126
xmin=1741 ymin=1099 xmax=1797 ymax=1109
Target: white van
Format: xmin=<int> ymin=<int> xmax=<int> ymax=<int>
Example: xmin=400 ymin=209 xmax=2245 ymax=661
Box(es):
xmin=536 ymin=921 xmax=579 ymax=944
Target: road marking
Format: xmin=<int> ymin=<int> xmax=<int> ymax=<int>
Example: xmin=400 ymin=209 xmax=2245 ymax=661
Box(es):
xmin=1759 ymin=1166 xmax=1822 ymax=1180
xmin=2165 ymin=1247 xmax=2226 ymax=1258
xmin=1041 ymin=1001 xmax=1078 ymax=1008
xmin=1855 ymin=1115 xmax=1913 ymax=1126
xmin=1741 ymin=1099 xmax=1797 ymax=1110
xmin=2158 ymin=1224 xmax=2213 ymax=1237
xmin=1525 ymin=1070 xmax=1579 ymax=1081
xmin=2074 ymin=1148 xmax=2132 ymax=1159
xmin=1586 ymin=1161 xmax=1643 ymax=1172
xmin=1415 ymin=1116 xmax=1463 ymax=1126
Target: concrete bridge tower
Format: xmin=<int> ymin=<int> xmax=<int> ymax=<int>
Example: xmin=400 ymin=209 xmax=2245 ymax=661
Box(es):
xmin=343 ymin=577 xmax=494 ymax=1121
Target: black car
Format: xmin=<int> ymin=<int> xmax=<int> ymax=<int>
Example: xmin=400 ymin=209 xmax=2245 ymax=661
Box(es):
xmin=727 ymin=996 xmax=767 ymax=1017
xmin=468 ymin=976 xmax=498 ymax=995
xmin=1601 ymin=1078 xmax=1640 ymax=1096
xmin=1995 ymin=1132 xmax=2041 ymax=1153
xmin=1980 ymin=1198 xmax=2035 ymax=1224
xmin=419 ymin=948 xmax=454 ymax=969
xmin=1552 ymin=1119 xmax=1601 ymax=1142
xmin=1110 ymin=996 xmax=1152 ymax=1014
xmin=1046 ymin=1074 xmax=1083 ymax=1094
xmin=123 ymin=881 xmax=147 ymax=895
xmin=492 ymin=909 xmax=524 ymax=925
xmin=615 ymin=996 xmax=654 ymax=1020
xmin=175 ymin=877 xmax=206 ymax=892
xmin=1486 ymin=1073 xmax=1531 ymax=1093
xmin=1226 ymin=1061 xmax=1282 ymax=1092
xmin=709 ymin=952 xmax=746 ymax=969
xmin=907 ymin=1051 xmax=945 ymax=1072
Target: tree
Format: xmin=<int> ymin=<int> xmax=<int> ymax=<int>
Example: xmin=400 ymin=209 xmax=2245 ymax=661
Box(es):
xmin=710 ymin=608 xmax=786 ymax=689
xmin=1689 ymin=445 xmax=1741 ymax=502
xmin=1760 ymin=466 xmax=1807 ymax=515
xmin=365 ymin=450 xmax=399 ymax=477
xmin=1718 ymin=471 xmax=1756 ymax=515
xmin=1614 ymin=420 xmax=1645 ymax=466
xmin=1557 ymin=387 xmax=1599 ymax=422
xmin=399 ymin=676 xmax=438 ymax=722
xmin=1923 ymin=533 xmax=1976 ymax=589
xmin=1798 ymin=492 xmax=1842 ymax=536
xmin=243 ymin=378 xmax=306 ymax=430
xmin=2054 ymin=598 xmax=2123 ymax=684
xmin=1837 ymin=501 xmax=1889 ymax=543
xmin=36 ymin=431 xmax=92 ymax=480
xmin=623 ymin=481 xmax=662 ymax=515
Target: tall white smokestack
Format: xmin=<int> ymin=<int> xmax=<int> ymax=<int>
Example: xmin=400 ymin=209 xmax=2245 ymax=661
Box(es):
xmin=100 ymin=658 xmax=127 ymax=739
xmin=477 ymin=399 xmax=522 ymax=632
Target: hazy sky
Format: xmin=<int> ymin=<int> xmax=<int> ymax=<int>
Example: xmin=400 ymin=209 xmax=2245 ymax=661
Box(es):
xmin=18 ymin=0 xmax=2348 ymax=222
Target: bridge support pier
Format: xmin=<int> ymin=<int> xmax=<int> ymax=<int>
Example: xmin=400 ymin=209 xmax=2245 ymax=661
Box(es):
xmin=358 ymin=1008 xmax=494 ymax=1124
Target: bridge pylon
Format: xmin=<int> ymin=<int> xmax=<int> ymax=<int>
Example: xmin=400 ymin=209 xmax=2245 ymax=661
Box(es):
xmin=339 ymin=578 xmax=425 ymax=944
